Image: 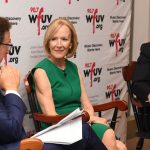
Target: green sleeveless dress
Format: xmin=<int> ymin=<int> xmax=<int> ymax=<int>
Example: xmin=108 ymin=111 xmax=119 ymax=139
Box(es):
xmin=32 ymin=58 xmax=110 ymax=139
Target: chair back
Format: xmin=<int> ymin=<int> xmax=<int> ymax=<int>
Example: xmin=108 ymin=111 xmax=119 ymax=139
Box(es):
xmin=24 ymin=72 xmax=42 ymax=132
xmin=19 ymin=138 xmax=43 ymax=150
xmin=122 ymin=61 xmax=142 ymax=107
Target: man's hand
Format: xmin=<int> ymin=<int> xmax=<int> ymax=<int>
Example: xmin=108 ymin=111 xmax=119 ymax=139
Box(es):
xmin=0 ymin=66 xmax=20 ymax=92
xmin=147 ymin=94 xmax=150 ymax=103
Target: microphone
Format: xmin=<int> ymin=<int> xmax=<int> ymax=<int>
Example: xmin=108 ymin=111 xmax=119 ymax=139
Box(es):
xmin=63 ymin=70 xmax=67 ymax=77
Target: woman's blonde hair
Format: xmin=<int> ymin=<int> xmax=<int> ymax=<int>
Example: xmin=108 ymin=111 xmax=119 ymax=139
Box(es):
xmin=44 ymin=18 xmax=78 ymax=58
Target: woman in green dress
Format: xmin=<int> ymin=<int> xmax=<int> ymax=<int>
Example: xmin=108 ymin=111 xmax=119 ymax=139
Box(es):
xmin=32 ymin=18 xmax=127 ymax=150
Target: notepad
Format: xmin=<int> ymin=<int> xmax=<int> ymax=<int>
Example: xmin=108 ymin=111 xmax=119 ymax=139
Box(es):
xmin=31 ymin=108 xmax=83 ymax=145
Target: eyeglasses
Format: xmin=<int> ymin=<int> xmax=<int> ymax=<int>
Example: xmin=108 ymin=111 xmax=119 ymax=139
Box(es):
xmin=0 ymin=43 xmax=13 ymax=51
xmin=0 ymin=43 xmax=13 ymax=47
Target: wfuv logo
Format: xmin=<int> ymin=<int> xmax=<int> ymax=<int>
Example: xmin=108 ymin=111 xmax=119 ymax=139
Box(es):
xmin=28 ymin=7 xmax=52 ymax=36
xmin=83 ymin=62 xmax=102 ymax=87
xmin=109 ymin=33 xmax=126 ymax=56
xmin=85 ymin=8 xmax=105 ymax=34
xmin=8 ymin=45 xmax=21 ymax=64
xmin=68 ymin=0 xmax=79 ymax=4
xmin=105 ymin=84 xmax=122 ymax=100
xmin=116 ymin=0 xmax=125 ymax=5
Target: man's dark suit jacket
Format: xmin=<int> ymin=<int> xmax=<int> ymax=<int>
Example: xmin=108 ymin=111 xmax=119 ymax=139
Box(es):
xmin=132 ymin=42 xmax=150 ymax=106
xmin=0 ymin=93 xmax=27 ymax=150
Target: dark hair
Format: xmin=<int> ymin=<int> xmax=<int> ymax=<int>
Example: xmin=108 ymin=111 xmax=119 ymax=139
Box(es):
xmin=0 ymin=17 xmax=11 ymax=43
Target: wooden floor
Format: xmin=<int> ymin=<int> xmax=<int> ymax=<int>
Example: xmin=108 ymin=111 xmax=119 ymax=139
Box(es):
xmin=126 ymin=116 xmax=150 ymax=150
xmin=126 ymin=137 xmax=150 ymax=150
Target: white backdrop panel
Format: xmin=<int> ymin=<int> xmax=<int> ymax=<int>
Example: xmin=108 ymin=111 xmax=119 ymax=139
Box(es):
xmin=0 ymin=0 xmax=132 ymax=142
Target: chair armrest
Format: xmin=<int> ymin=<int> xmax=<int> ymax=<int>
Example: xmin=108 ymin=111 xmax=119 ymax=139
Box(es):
xmin=33 ymin=111 xmax=90 ymax=124
xmin=93 ymin=100 xmax=128 ymax=112
xmin=19 ymin=138 xmax=43 ymax=150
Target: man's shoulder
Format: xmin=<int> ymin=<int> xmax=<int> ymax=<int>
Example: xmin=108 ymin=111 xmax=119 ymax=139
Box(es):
xmin=138 ymin=42 xmax=150 ymax=62
xmin=140 ymin=42 xmax=150 ymax=54
xmin=141 ymin=42 xmax=150 ymax=49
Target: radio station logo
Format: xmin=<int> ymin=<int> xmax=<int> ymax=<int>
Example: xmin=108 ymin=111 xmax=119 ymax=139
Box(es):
xmin=8 ymin=45 xmax=21 ymax=64
xmin=105 ymin=84 xmax=122 ymax=100
xmin=85 ymin=8 xmax=105 ymax=34
xmin=109 ymin=33 xmax=126 ymax=56
xmin=28 ymin=7 xmax=53 ymax=36
xmin=83 ymin=62 xmax=102 ymax=87
xmin=68 ymin=0 xmax=79 ymax=5
xmin=116 ymin=0 xmax=125 ymax=5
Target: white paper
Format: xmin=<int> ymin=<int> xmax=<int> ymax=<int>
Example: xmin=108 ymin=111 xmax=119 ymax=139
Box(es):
xmin=31 ymin=108 xmax=83 ymax=145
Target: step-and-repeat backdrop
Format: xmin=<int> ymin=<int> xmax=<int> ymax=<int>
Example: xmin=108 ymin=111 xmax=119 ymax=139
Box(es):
xmin=0 ymin=0 xmax=132 ymax=142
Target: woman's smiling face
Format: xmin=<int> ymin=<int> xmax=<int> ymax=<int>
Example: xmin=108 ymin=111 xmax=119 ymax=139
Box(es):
xmin=48 ymin=25 xmax=72 ymax=60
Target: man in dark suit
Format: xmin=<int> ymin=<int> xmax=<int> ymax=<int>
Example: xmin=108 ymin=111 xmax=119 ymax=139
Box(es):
xmin=0 ymin=17 xmax=27 ymax=149
xmin=132 ymin=42 xmax=150 ymax=106
xmin=0 ymin=17 xmax=106 ymax=150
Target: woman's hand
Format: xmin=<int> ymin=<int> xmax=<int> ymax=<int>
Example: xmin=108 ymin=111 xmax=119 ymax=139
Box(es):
xmin=90 ymin=115 xmax=109 ymax=126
